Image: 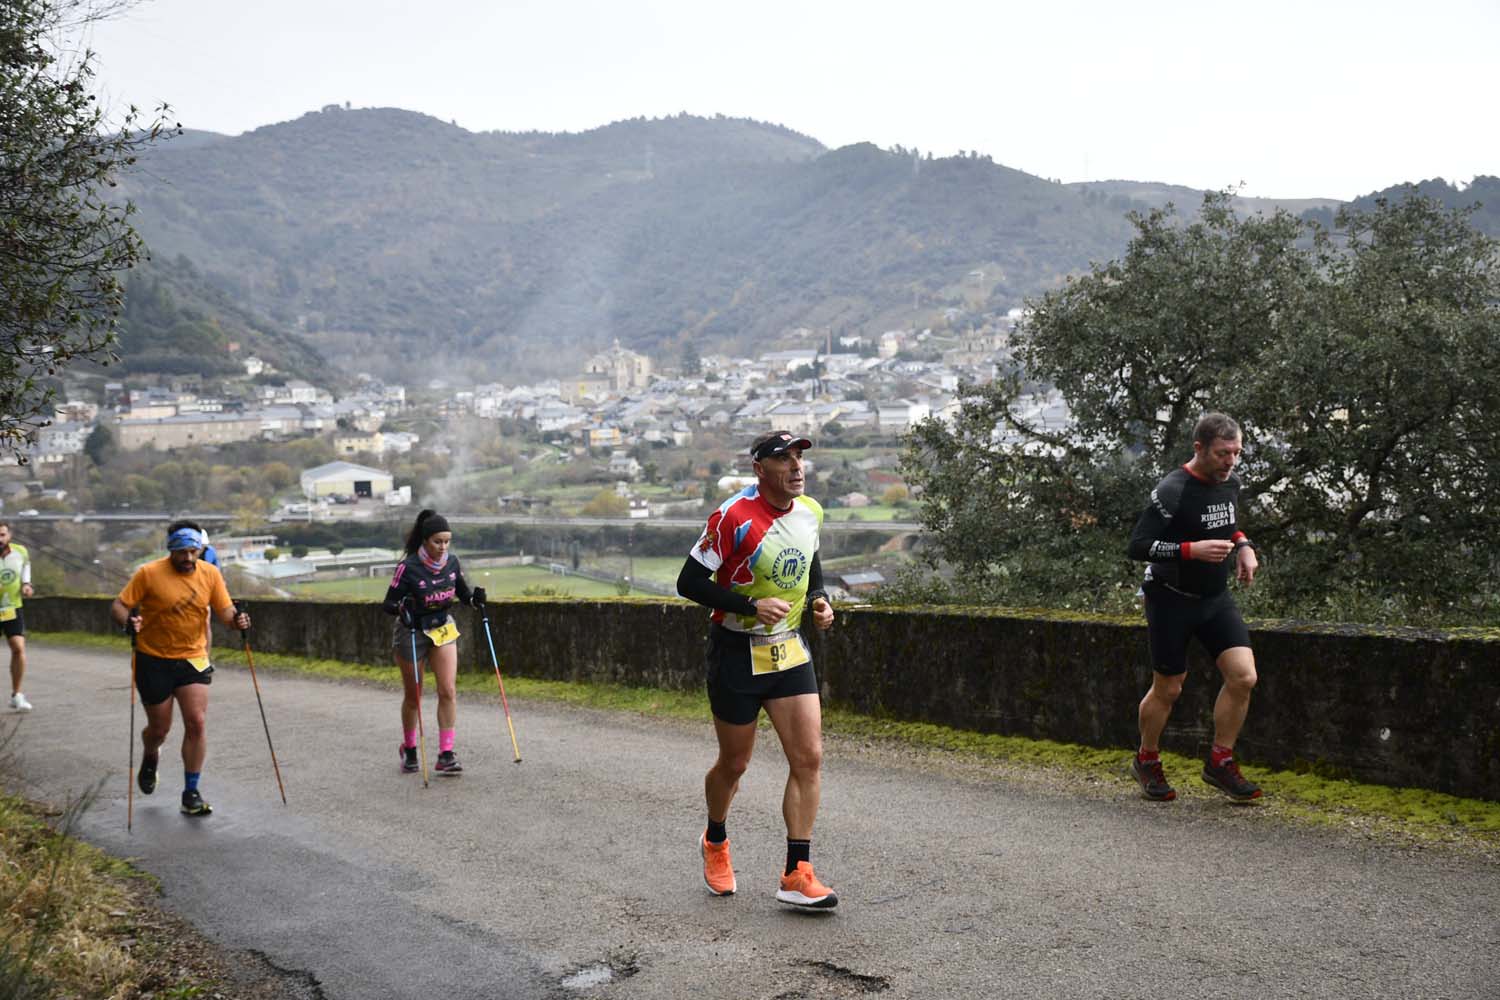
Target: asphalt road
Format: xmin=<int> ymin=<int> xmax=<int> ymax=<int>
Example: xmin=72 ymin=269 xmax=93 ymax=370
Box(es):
xmin=5 ymin=640 xmax=1497 ymax=1000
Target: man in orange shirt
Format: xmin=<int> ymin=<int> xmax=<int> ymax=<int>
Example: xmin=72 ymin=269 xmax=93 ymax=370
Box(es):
xmin=111 ymin=526 xmax=250 ymax=817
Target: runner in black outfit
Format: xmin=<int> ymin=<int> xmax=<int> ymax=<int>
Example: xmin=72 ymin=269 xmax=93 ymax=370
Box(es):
xmin=1127 ymin=412 xmax=1262 ymax=802
xmin=381 ymin=510 xmax=485 ymax=775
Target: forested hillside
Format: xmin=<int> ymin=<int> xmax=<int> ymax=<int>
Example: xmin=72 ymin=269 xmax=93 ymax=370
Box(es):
xmin=111 ymin=255 xmax=326 ymax=378
xmin=116 ymin=109 xmax=1150 ymax=379
xmin=1308 ymin=175 xmax=1500 ymax=232
xmin=115 ymin=107 xmax=1498 ymax=382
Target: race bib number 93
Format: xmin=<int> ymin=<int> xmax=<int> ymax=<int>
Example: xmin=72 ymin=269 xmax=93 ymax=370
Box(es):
xmin=750 ymin=632 xmax=809 ymax=675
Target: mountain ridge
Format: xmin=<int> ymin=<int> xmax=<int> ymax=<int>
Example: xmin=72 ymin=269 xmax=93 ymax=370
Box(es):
xmin=112 ymin=108 xmax=1495 ymax=382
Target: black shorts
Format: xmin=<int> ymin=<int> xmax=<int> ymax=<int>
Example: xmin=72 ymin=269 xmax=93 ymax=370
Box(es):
xmin=1143 ymin=585 xmax=1251 ymax=676
xmin=1 ymin=609 xmax=23 ymax=638
xmin=134 ymin=651 xmax=213 ymax=706
xmin=705 ymin=623 xmax=819 ymax=726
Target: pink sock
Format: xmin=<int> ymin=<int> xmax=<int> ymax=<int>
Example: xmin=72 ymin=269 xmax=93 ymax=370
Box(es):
xmin=439 ymin=728 xmax=455 ymax=753
xmin=403 ymin=729 xmax=418 ymax=750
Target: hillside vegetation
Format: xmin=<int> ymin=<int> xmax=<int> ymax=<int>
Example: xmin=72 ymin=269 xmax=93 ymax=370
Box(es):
xmin=114 ymin=107 xmax=1500 ymax=382
xmin=117 ymin=110 xmax=1148 ymax=378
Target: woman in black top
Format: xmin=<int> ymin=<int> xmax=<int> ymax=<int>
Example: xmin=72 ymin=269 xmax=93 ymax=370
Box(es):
xmin=382 ymin=509 xmax=484 ymax=774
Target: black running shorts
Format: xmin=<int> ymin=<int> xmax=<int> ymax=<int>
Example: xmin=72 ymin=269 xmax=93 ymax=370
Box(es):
xmin=1 ymin=610 xmax=23 ymax=639
xmin=133 ymin=651 xmax=213 ymax=706
xmin=1143 ymin=585 xmax=1251 ymax=676
xmin=705 ymin=623 xmax=819 ymax=726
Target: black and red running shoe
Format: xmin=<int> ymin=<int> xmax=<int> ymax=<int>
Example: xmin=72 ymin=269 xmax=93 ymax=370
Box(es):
xmin=1130 ymin=755 xmax=1176 ymax=801
xmin=1202 ymin=757 xmax=1262 ymax=800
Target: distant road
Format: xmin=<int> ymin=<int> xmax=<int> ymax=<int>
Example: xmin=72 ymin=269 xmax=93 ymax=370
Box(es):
xmin=13 ymin=511 xmax=923 ymax=534
xmin=6 ymin=511 xmax=236 ymax=523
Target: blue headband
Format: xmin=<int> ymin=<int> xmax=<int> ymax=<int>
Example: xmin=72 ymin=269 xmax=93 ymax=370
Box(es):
xmin=167 ymin=527 xmax=203 ymax=551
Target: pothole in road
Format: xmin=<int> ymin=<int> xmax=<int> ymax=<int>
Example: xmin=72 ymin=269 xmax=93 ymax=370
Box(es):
xmin=560 ymin=965 xmax=613 ymax=990
xmin=799 ymin=960 xmax=891 ymax=993
xmin=560 ymin=953 xmax=640 ymax=991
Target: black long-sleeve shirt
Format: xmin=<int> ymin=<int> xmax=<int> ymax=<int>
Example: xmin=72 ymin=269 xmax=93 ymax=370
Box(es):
xmin=381 ymin=552 xmax=472 ymax=627
xmin=1127 ymin=465 xmax=1247 ymax=597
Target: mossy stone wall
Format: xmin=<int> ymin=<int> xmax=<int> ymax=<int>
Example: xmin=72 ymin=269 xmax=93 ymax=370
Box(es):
xmin=29 ymin=597 xmax=1498 ymax=800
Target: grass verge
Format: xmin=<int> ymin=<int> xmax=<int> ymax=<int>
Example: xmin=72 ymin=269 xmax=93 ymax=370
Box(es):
xmin=0 ymin=770 xmax=237 ymax=999
xmin=34 ymin=631 xmax=1500 ymax=853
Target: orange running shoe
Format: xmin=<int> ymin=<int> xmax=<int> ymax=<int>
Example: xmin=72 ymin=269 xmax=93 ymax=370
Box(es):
xmin=776 ymin=861 xmax=838 ymax=909
xmin=700 ymin=831 xmax=736 ymax=896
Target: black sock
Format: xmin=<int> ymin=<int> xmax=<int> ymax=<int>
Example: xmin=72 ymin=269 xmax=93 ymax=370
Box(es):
xmin=786 ymin=839 xmax=810 ymax=874
xmin=706 ymin=818 xmax=727 ymax=844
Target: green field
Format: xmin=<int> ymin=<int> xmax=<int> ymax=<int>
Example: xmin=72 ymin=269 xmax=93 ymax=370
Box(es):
xmin=289 ymin=565 xmax=652 ymax=601
xmin=585 ymin=555 xmax=685 ymax=588
xmin=825 ymin=504 xmax=908 ymax=521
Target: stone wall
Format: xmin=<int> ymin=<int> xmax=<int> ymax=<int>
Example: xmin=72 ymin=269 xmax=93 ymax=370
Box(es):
xmin=27 ymin=596 xmax=1498 ymax=801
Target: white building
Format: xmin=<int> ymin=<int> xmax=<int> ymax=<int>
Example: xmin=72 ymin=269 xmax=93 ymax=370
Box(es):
xmin=761 ymin=349 xmax=819 ymax=375
xmin=608 ymin=450 xmax=642 ymax=480
xmin=877 ymin=399 xmax=931 ymax=433
xmin=31 ymin=421 xmax=90 ymax=463
xmin=299 ymin=461 xmax=394 ymax=500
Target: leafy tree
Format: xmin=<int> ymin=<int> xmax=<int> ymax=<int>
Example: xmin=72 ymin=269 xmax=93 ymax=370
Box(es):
xmin=291 ymin=545 xmax=309 ymax=558
xmin=83 ymin=422 xmax=114 ymax=465
xmin=903 ymin=193 xmax=1313 ymax=607
xmin=1 ymin=0 xmax=174 ymax=453
xmin=580 ymin=489 xmax=628 ymax=517
xmin=261 ymin=461 xmax=295 ymax=490
xmin=263 ymin=547 xmax=280 ymax=562
xmin=1241 ymin=194 xmax=1500 ymax=608
xmin=902 ymin=190 xmax=1500 ymax=622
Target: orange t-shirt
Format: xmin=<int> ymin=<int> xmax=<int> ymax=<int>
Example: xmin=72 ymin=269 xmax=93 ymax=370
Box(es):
xmin=118 ymin=558 xmax=232 ymax=660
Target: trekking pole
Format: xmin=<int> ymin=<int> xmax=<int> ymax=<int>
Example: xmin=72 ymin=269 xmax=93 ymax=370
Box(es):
xmin=234 ymin=603 xmax=286 ymax=805
xmin=410 ymin=619 xmax=429 ymax=787
xmin=478 ymin=605 xmax=522 ymax=763
xmin=127 ymin=611 xmax=138 ymax=834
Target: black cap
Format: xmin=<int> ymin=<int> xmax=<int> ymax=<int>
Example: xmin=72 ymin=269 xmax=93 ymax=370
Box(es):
xmin=751 ymin=430 xmax=813 ymax=461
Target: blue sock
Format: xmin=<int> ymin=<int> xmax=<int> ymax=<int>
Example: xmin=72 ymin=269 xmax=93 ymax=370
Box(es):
xmin=184 ymin=771 xmax=201 ymax=793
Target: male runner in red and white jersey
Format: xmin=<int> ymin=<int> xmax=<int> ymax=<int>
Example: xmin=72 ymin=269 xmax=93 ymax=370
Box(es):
xmin=677 ymin=430 xmax=838 ymax=909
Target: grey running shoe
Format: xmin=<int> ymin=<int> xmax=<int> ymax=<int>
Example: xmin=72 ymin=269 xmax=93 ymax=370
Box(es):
xmin=400 ymin=744 xmax=419 ymax=773
xmin=435 ymin=750 xmax=463 ymax=774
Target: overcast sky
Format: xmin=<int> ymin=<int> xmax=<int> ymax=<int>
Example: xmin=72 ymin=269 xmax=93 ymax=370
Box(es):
xmin=82 ymin=0 xmax=1497 ymax=201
